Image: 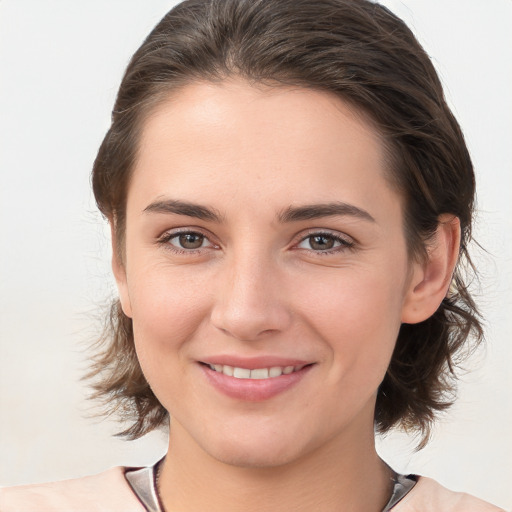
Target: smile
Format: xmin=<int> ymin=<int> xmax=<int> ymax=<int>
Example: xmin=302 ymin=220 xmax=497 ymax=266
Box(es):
xmin=207 ymin=364 xmax=307 ymax=379
xmin=201 ymin=361 xmax=314 ymax=401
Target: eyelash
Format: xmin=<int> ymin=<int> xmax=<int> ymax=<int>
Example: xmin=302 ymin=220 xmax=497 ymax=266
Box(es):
xmin=156 ymin=229 xmax=355 ymax=255
xmin=295 ymin=231 xmax=355 ymax=254
xmin=157 ymin=229 xmax=216 ymax=255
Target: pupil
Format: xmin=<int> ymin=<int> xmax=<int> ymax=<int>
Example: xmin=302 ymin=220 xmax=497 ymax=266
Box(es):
xmin=179 ymin=233 xmax=204 ymax=249
xmin=310 ymin=235 xmax=334 ymax=250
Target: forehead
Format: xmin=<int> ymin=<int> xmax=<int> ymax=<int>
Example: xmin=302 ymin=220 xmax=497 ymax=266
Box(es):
xmin=130 ymin=80 xmax=400 ymax=221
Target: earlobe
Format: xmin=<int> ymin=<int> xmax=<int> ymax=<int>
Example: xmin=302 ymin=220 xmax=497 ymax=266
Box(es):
xmin=401 ymin=215 xmax=461 ymax=324
xmin=110 ymin=222 xmax=133 ymax=319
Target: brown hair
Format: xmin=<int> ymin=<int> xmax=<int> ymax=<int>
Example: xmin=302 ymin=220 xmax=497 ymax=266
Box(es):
xmin=89 ymin=0 xmax=482 ymax=443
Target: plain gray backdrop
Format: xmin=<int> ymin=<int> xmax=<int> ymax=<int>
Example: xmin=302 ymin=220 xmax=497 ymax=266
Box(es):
xmin=0 ymin=1 xmax=511 ymax=509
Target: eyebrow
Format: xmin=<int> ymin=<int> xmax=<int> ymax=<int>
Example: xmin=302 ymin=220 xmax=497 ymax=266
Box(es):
xmin=278 ymin=202 xmax=376 ymax=223
xmin=143 ymin=198 xmax=375 ymax=224
xmin=143 ymin=199 xmax=223 ymax=222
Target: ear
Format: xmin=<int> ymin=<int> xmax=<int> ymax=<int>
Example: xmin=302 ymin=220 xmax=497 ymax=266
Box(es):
xmin=401 ymin=214 xmax=461 ymax=324
xmin=110 ymin=222 xmax=133 ymax=318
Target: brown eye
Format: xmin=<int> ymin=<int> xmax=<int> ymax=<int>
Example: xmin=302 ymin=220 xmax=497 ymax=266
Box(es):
xmin=297 ymin=232 xmax=352 ymax=252
xmin=308 ymin=235 xmax=335 ymax=250
xmin=171 ymin=232 xmax=206 ymax=250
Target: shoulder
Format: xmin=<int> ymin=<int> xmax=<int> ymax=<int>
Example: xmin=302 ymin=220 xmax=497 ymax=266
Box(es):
xmin=392 ymin=476 xmax=506 ymax=512
xmin=0 ymin=466 xmax=146 ymax=512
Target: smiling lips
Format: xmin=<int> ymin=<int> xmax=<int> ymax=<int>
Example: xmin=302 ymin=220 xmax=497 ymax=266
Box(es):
xmin=207 ymin=363 xmax=307 ymax=379
xmin=201 ymin=359 xmax=313 ymax=401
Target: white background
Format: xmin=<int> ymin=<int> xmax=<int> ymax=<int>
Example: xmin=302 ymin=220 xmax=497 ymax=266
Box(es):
xmin=0 ymin=1 xmax=511 ymax=509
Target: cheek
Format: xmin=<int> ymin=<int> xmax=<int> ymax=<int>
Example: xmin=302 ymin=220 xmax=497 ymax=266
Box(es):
xmin=127 ymin=261 xmax=212 ymax=367
xmin=294 ymin=266 xmax=405 ymax=382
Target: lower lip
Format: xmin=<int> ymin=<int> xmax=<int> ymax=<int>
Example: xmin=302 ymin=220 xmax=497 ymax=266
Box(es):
xmin=201 ymin=364 xmax=313 ymax=401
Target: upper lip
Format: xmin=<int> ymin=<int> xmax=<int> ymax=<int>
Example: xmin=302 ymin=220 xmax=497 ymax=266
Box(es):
xmin=199 ymin=355 xmax=313 ymax=370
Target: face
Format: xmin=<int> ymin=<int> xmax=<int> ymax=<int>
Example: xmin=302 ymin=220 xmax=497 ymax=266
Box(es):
xmin=116 ymin=80 xmax=421 ymax=468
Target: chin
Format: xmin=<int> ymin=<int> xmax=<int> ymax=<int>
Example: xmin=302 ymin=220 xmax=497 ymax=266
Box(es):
xmin=208 ymin=443 xmax=299 ymax=469
xmin=197 ymin=425 xmax=319 ymax=470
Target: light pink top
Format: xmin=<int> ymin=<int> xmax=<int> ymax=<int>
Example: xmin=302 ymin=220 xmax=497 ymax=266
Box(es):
xmin=0 ymin=467 xmax=145 ymax=512
xmin=391 ymin=476 xmax=505 ymax=512
xmin=0 ymin=467 xmax=505 ymax=511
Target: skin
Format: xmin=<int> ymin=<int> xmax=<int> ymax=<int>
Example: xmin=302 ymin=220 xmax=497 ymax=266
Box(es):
xmin=114 ymin=80 xmax=460 ymax=512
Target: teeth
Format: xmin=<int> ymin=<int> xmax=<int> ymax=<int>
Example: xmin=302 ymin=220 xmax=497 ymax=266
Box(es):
xmin=233 ymin=367 xmax=251 ymax=379
xmin=208 ymin=364 xmax=305 ymax=379
xmin=250 ymin=368 xmax=269 ymax=379
xmin=269 ymin=366 xmax=282 ymax=378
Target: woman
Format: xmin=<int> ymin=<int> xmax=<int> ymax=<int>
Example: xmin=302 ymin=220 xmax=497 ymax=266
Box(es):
xmin=0 ymin=0 xmax=507 ymax=510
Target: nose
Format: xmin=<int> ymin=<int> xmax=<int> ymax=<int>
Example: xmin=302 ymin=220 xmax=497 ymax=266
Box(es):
xmin=210 ymin=251 xmax=292 ymax=341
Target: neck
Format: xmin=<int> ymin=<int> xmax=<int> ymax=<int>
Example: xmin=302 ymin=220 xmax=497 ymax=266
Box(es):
xmin=158 ymin=417 xmax=394 ymax=512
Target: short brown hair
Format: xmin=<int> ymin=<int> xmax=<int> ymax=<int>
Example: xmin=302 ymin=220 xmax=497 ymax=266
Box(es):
xmin=89 ymin=0 xmax=482 ymax=443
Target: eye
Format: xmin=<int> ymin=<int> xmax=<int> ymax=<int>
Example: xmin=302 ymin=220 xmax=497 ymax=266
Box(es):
xmin=162 ymin=231 xmax=213 ymax=251
xmin=296 ymin=233 xmax=353 ymax=252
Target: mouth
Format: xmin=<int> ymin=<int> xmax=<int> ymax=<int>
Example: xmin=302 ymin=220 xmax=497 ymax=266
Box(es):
xmin=199 ymin=360 xmax=314 ymax=401
xmin=204 ymin=363 xmax=309 ymax=380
